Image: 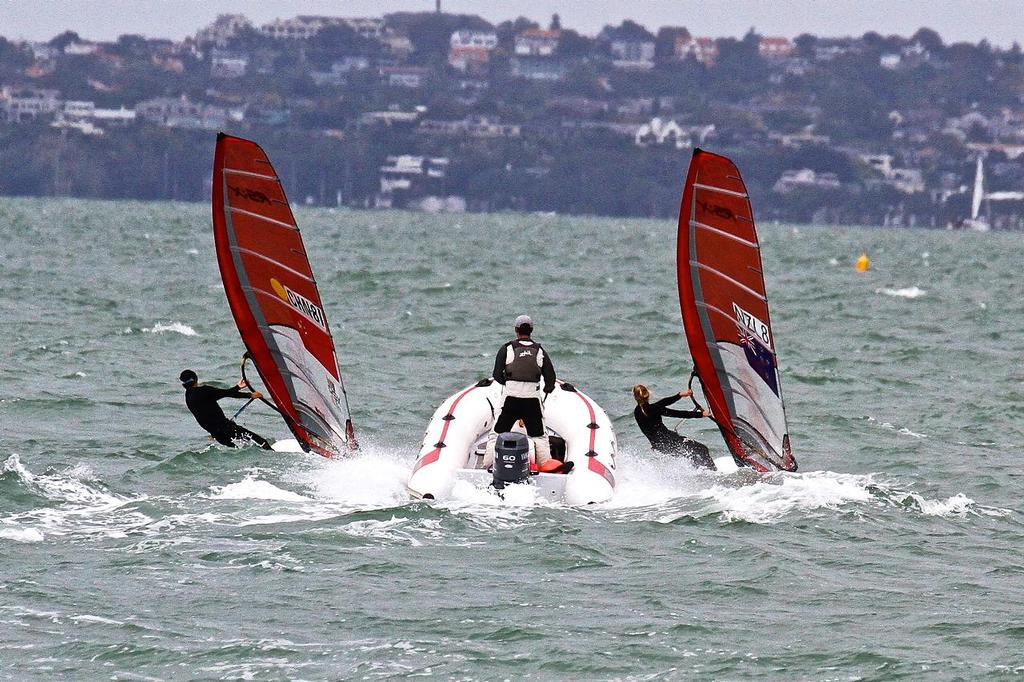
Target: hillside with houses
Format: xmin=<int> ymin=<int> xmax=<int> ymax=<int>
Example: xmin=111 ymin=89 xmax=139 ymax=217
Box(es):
xmin=1 ymin=11 xmax=1023 ymax=228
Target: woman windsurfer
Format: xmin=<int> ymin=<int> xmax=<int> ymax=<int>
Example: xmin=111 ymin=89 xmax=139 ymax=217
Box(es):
xmin=632 ymin=384 xmax=714 ymax=469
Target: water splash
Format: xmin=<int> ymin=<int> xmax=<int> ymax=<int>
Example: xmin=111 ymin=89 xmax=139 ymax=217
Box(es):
xmin=876 ymin=286 xmax=926 ymax=299
xmin=143 ymin=321 xmax=197 ymax=336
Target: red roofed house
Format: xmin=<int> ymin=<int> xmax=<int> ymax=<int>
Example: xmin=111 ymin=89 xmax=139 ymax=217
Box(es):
xmin=759 ymin=37 xmax=794 ymax=59
xmin=514 ymin=28 xmax=561 ymax=57
xmin=448 ymin=30 xmax=497 ymax=73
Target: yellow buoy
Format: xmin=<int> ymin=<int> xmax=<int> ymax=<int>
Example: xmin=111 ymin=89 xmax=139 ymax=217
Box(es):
xmin=855 ymin=253 xmax=870 ymax=273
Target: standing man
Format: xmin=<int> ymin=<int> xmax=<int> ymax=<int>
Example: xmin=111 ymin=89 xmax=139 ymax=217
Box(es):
xmin=491 ymin=314 xmax=558 ymax=469
xmin=180 ymin=369 xmax=272 ymax=449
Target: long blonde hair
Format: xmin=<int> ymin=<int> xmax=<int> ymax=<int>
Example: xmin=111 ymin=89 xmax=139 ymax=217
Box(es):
xmin=632 ymin=384 xmax=650 ymax=407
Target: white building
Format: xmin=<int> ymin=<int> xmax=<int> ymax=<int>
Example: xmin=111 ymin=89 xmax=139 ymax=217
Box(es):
xmin=773 ymin=169 xmax=841 ymax=193
xmin=514 ymin=28 xmax=560 ymax=56
xmin=0 ymin=87 xmax=61 ymax=123
xmin=211 ymin=49 xmax=249 ymax=78
xmin=136 ymin=95 xmax=242 ymax=129
xmin=376 ymin=155 xmax=450 ymax=207
xmin=449 ymin=31 xmax=498 ymax=50
xmin=64 ymin=41 xmax=100 ymax=56
xmin=610 ymin=38 xmax=655 ymax=70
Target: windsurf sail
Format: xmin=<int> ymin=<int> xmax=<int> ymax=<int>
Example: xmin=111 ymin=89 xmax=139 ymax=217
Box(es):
xmin=970 ymin=156 xmax=984 ymax=221
xmin=212 ymin=133 xmax=356 ymax=457
xmin=676 ymin=149 xmax=796 ymax=472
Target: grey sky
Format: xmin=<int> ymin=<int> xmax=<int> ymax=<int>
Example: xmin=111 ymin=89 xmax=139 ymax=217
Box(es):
xmin=0 ymin=1 xmax=1020 ymax=47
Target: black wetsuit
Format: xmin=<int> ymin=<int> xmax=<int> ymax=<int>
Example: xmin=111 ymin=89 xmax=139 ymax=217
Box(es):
xmin=184 ymin=384 xmax=271 ymax=449
xmin=634 ymin=394 xmax=714 ymax=468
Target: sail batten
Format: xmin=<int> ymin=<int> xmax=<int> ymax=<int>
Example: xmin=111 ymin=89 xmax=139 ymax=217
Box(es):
xmin=676 ymin=148 xmax=797 ymax=472
xmin=213 ymin=133 xmax=355 ymax=457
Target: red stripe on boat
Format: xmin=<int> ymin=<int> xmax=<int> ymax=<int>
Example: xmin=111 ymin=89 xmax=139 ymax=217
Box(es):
xmin=411 ymin=384 xmax=482 ymax=474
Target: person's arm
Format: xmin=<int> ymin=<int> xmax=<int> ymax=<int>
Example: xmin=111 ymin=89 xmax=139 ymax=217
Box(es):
xmin=663 ymin=407 xmax=707 ymax=418
xmin=652 ymin=394 xmax=683 ymax=409
xmin=540 ymin=346 xmax=555 ymax=393
xmin=492 ymin=344 xmax=508 ymax=384
xmin=211 ymin=384 xmax=262 ymax=401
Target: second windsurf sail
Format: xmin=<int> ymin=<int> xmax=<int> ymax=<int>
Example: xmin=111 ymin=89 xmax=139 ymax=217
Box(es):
xmin=676 ymin=149 xmax=796 ymax=472
xmin=212 ymin=133 xmax=356 ymax=456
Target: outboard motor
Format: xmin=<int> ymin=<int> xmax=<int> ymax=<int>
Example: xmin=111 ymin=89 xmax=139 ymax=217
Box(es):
xmin=491 ymin=432 xmax=531 ymax=490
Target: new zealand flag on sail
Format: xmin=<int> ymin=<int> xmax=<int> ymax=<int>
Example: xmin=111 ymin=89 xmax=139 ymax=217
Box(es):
xmin=738 ymin=329 xmax=779 ymax=397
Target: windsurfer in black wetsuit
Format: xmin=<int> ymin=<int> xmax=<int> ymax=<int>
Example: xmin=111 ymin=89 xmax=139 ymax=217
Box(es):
xmin=180 ymin=369 xmax=272 ymax=449
xmin=632 ymin=384 xmax=714 ymax=468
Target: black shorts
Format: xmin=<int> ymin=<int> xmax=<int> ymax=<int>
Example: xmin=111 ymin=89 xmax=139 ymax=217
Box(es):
xmin=653 ymin=432 xmax=714 ymax=468
xmin=211 ymin=422 xmax=271 ymax=449
xmin=494 ymin=396 xmax=545 ymax=437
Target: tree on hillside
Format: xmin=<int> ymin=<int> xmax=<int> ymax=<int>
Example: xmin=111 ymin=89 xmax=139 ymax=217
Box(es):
xmin=911 ymin=27 xmax=944 ymax=53
xmin=557 ymin=29 xmax=594 ymax=58
xmin=385 ymin=12 xmax=493 ymax=64
xmin=794 ymin=33 xmax=817 ymax=58
xmin=48 ymin=31 xmax=81 ymax=50
xmin=655 ymin=26 xmax=690 ymax=59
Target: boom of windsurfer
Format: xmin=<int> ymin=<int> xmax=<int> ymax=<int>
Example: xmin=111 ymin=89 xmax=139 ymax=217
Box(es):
xmin=180 ymin=369 xmax=272 ymax=450
xmin=491 ymin=314 xmax=568 ymax=473
xmin=632 ymin=384 xmax=714 ymax=469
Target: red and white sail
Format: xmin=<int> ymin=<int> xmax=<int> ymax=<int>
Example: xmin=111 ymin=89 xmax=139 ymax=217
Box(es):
xmin=212 ymin=133 xmax=355 ymax=456
xmin=676 ymin=149 xmax=796 ymax=472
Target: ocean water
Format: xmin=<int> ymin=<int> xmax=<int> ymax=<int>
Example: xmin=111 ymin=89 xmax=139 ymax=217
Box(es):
xmin=2 ymin=198 xmax=1023 ymax=680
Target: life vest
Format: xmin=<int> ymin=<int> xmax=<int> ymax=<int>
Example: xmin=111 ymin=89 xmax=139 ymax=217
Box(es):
xmin=503 ymin=339 xmax=544 ymax=397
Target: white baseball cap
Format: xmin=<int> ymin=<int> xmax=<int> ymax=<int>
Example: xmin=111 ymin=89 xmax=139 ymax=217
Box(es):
xmin=514 ymin=314 xmax=533 ymax=328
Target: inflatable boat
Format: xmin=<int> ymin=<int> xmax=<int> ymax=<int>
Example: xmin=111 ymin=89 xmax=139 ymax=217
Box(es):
xmin=407 ymin=379 xmax=617 ymax=505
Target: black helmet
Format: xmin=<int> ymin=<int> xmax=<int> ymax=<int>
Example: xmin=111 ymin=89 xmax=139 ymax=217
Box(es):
xmin=179 ymin=369 xmax=198 ymax=386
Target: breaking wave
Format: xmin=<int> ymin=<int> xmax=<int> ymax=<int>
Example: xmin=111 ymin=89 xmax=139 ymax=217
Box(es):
xmin=143 ymin=321 xmax=198 ymax=336
xmin=876 ymin=286 xmax=926 ymax=299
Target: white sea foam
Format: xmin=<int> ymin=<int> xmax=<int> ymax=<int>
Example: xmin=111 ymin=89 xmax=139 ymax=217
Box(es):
xmin=211 ymin=475 xmax=307 ymax=501
xmin=898 ymin=491 xmax=977 ymax=516
xmin=876 ymin=286 xmax=926 ymax=299
xmin=0 ymin=526 xmax=45 ymax=542
xmin=287 ymin=446 xmax=411 ymax=509
xmin=69 ymin=614 xmax=124 ymax=626
xmin=871 ymin=417 xmax=929 ymax=438
xmin=0 ymin=454 xmax=149 ymax=539
xmin=694 ymin=471 xmax=874 ymax=524
xmin=144 ymin=321 xmax=198 ymax=336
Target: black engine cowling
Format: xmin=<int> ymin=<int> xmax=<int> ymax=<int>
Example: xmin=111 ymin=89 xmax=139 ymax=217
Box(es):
xmin=491 ymin=432 xmax=531 ymax=489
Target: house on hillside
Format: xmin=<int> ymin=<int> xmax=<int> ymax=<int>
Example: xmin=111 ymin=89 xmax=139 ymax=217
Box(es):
xmin=380 ymin=65 xmax=429 ymax=88
xmin=673 ymin=36 xmax=718 ymax=65
xmin=511 ymin=55 xmax=567 ymax=81
xmin=758 ymin=37 xmax=793 ymax=60
xmin=0 ymin=87 xmax=61 ymax=123
xmin=376 ymin=155 xmax=458 ymax=210
xmin=211 ymin=49 xmax=249 ymax=78
xmin=448 ymin=30 xmax=497 ymax=72
xmin=514 ymin=28 xmax=560 ymax=56
xmin=773 ymin=169 xmax=841 ymax=193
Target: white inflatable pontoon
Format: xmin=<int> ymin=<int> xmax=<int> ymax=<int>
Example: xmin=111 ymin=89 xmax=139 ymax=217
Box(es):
xmin=407 ymin=379 xmax=617 ymax=505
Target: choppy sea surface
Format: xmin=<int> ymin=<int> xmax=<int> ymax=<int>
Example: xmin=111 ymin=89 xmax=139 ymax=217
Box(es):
xmin=2 ymin=198 xmax=1023 ymax=680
